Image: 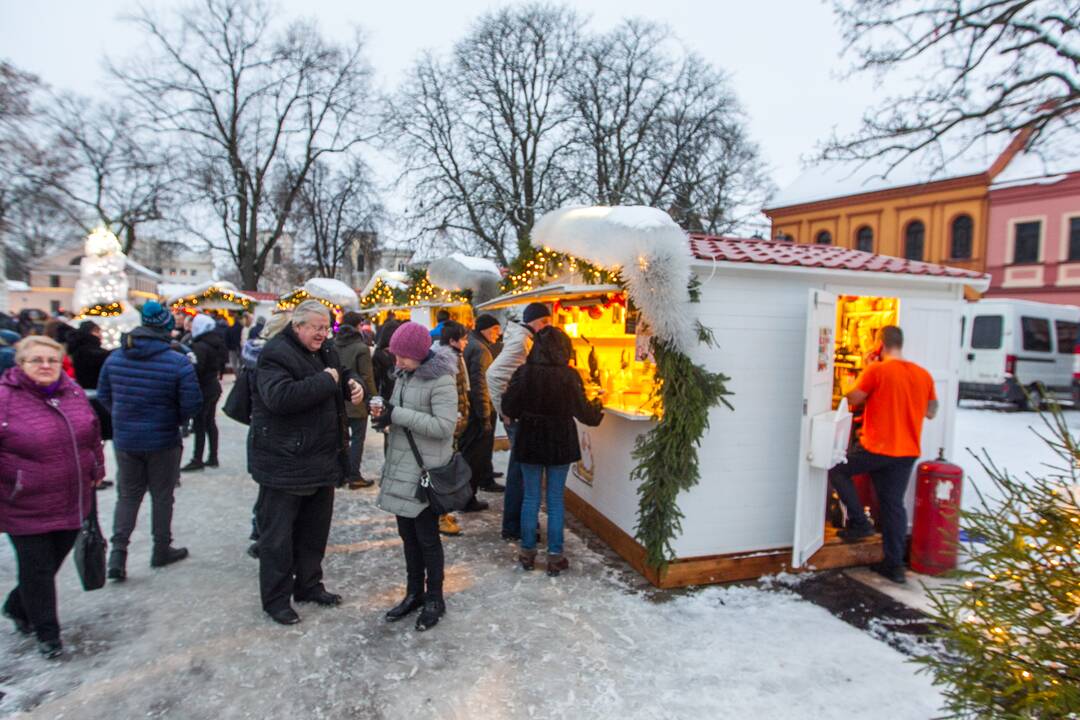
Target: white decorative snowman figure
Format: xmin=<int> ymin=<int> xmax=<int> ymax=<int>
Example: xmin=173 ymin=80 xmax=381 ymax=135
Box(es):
xmin=72 ymin=228 xmax=142 ymax=349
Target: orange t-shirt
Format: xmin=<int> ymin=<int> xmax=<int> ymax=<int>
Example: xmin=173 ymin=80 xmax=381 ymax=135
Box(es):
xmin=855 ymin=358 xmax=936 ymax=458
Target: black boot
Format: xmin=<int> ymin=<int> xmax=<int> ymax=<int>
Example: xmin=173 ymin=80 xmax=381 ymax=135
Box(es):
xmin=204 ymin=457 xmax=219 ymax=468
xmin=107 ymin=549 xmax=127 ymax=581
xmin=180 ymin=459 xmax=205 ymax=473
xmin=415 ymin=597 xmax=445 ymax=632
xmin=37 ymin=639 xmax=63 ymax=659
xmin=150 ymin=546 xmax=189 ymax=568
xmin=384 ymin=593 xmax=424 ymax=622
xmin=2 ymin=607 xmax=31 ymax=635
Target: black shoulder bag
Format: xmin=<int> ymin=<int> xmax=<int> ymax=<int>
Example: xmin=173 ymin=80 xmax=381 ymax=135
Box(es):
xmin=223 ymin=367 xmax=253 ymax=425
xmin=404 ymin=428 xmax=473 ymax=515
xmin=74 ymin=479 xmax=108 ymax=591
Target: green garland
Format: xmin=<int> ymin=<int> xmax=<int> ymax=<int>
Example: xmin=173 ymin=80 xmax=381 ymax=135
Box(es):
xmin=631 ymin=329 xmax=733 ymax=571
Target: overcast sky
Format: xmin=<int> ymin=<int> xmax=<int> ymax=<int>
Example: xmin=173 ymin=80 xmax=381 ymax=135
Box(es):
xmin=1 ymin=0 xmax=877 ymax=225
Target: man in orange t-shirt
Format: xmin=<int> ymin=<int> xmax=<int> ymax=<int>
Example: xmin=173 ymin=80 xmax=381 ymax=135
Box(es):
xmin=829 ymin=325 xmax=939 ymax=584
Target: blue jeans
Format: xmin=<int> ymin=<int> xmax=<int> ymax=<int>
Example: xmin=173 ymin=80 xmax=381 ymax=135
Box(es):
xmin=520 ymin=463 xmax=569 ymax=555
xmin=501 ymin=421 xmax=524 ymax=536
xmin=347 ymin=417 xmax=368 ymax=480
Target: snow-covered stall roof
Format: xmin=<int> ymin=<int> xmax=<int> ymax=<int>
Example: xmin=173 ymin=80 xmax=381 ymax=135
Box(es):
xmin=767 ymin=136 xmax=1010 ymax=210
xmin=359 ymin=269 xmax=409 ymax=299
xmin=167 ymin=280 xmax=257 ymax=310
xmin=302 ymin=277 xmax=359 ymax=310
xmin=427 ymin=253 xmax=502 ymax=302
xmin=475 ymin=283 xmax=623 ymax=312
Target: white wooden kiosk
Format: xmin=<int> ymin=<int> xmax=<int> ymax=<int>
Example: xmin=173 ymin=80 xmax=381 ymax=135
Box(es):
xmin=484 ymin=232 xmax=989 ymax=588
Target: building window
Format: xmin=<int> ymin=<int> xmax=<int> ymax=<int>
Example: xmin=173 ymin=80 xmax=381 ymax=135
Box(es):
xmin=1068 ymin=217 xmax=1080 ymax=262
xmin=855 ymin=226 xmax=873 ymax=253
xmin=904 ymin=221 xmax=925 ymax=261
xmin=774 ymin=232 xmax=794 ymax=242
xmin=49 ymin=274 xmax=60 ymax=288
xmin=1013 ymin=221 xmax=1041 ymax=264
xmin=950 ymin=215 xmax=973 ymax=259
xmin=397 ymin=261 xmax=407 ymax=271
xmin=356 ymin=253 xmax=365 ymax=272
xmin=191 ymin=269 xmax=198 ymax=277
xmin=180 ymin=269 xmax=187 ymax=276
xmin=272 ymin=246 xmax=283 ymax=264
xmin=815 ymin=230 xmax=832 ymax=245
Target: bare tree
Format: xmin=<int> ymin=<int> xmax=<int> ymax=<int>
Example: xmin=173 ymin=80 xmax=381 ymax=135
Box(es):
xmin=294 ymin=157 xmax=382 ymax=278
xmin=111 ymin=0 xmax=376 ymax=289
xmin=36 ymin=95 xmax=174 ymax=255
xmin=826 ymin=0 xmax=1079 ymax=168
xmin=391 ymin=4 xmax=583 ymax=265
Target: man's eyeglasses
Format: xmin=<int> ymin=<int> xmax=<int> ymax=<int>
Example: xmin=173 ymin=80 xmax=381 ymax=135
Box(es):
xmin=309 ymin=326 xmax=331 ymax=334
xmin=25 ymin=357 xmax=62 ymax=366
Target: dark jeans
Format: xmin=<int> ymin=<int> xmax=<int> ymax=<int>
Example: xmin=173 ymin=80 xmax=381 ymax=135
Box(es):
xmin=501 ymin=420 xmax=524 ymax=537
xmin=396 ymin=506 xmax=443 ymax=600
xmin=112 ymin=446 xmax=182 ymax=551
xmin=257 ymin=485 xmax=335 ymax=612
xmin=829 ymin=449 xmax=918 ymax=568
xmin=347 ymin=417 xmax=369 ymax=480
xmin=5 ymin=530 xmax=79 ymax=642
xmin=460 ymin=414 xmax=495 ymax=491
xmin=191 ymin=388 xmax=221 ymax=463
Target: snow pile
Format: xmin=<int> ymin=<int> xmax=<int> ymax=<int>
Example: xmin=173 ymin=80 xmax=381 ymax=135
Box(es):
xmin=427 ymin=253 xmax=502 ymax=303
xmin=360 ymin=269 xmax=409 ymax=300
xmin=303 ymin=277 xmax=360 ymax=310
xmin=533 ymin=206 xmax=696 ymax=352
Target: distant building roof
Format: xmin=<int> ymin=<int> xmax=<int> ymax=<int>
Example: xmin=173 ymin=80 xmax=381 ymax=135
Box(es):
xmin=689 ymin=234 xmax=988 ymax=284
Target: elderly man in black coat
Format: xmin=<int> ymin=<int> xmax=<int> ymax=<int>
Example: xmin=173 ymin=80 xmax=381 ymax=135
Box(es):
xmin=249 ymin=300 xmax=367 ymax=625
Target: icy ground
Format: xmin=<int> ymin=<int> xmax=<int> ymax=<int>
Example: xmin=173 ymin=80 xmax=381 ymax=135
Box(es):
xmin=6 ymin=398 xmax=1064 ymax=717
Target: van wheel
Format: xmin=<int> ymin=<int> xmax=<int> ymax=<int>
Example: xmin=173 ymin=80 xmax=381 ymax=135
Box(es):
xmin=1023 ymin=386 xmax=1044 ymax=412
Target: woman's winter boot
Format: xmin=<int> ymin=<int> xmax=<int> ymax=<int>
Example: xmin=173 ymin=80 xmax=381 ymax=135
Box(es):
xmin=414 ymin=597 xmax=445 ymax=632
xmin=546 ymin=554 xmax=569 ymax=577
xmin=107 ymin=549 xmax=127 ymax=581
xmin=519 ymin=548 xmax=537 ymax=571
xmin=384 ymin=593 xmax=424 ymax=622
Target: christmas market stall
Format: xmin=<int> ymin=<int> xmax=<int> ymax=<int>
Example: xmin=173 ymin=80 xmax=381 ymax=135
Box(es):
xmin=358 ymin=270 xmax=412 ymax=325
xmin=277 ymin=278 xmax=360 ymax=324
xmin=482 ymin=206 xmax=989 ymax=589
xmin=168 ymin=280 xmax=257 ymax=323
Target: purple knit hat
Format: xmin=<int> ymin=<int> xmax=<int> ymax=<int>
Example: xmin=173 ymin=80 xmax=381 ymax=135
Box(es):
xmin=388 ymin=321 xmax=433 ymax=362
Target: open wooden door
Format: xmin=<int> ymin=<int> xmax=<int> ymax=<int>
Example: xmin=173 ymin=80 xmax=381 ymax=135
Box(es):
xmin=792 ymin=289 xmax=838 ymax=568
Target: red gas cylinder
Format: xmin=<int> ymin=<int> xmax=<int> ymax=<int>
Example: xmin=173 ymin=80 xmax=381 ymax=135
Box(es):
xmin=910 ymin=449 xmax=964 ymax=575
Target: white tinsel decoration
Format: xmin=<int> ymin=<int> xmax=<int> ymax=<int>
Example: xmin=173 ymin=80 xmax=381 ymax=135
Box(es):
xmin=532 ymin=206 xmax=696 ymax=352
xmin=427 ymin=254 xmax=502 ymax=303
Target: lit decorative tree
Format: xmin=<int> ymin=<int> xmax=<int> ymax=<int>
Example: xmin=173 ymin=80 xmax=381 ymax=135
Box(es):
xmin=73 ymin=227 xmax=141 ymax=348
xmin=917 ymin=402 xmax=1080 ymax=719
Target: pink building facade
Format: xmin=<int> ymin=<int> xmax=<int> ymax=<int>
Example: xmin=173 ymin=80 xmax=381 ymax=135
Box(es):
xmin=985 ymin=170 xmax=1080 ymax=305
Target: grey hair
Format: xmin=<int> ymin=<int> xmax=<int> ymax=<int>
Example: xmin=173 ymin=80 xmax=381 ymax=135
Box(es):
xmin=292 ymin=300 xmax=331 ymax=327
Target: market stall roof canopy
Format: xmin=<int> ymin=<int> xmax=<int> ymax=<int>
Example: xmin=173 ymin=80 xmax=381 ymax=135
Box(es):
xmin=167 ymin=280 xmax=257 ymax=307
xmin=476 ymin=283 xmax=623 ymax=312
xmin=302 ymin=277 xmax=359 ymax=309
xmin=359 ymin=269 xmax=409 ymax=298
xmin=688 ymin=234 xmax=991 ymax=291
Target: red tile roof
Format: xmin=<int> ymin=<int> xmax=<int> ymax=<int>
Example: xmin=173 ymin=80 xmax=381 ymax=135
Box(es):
xmin=688 ymin=234 xmax=987 ymax=281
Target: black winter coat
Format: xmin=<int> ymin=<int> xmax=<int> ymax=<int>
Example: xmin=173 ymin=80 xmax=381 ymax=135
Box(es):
xmin=247 ymin=324 xmax=353 ymax=490
xmin=501 ymin=327 xmax=603 ymax=466
xmin=66 ymin=329 xmax=110 ymax=390
xmin=192 ymin=331 xmax=229 ymax=399
xmin=463 ymin=330 xmax=496 ymax=423
xmin=332 ymin=325 xmax=376 ymax=419
xmin=372 ymin=319 xmax=402 ymax=401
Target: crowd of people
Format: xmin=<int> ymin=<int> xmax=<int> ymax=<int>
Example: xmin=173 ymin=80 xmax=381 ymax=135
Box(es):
xmin=0 ymin=297 xmax=606 ymax=657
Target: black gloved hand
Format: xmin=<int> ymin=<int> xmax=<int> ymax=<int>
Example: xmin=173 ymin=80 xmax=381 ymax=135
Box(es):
xmin=371 ymin=403 xmax=394 ymax=430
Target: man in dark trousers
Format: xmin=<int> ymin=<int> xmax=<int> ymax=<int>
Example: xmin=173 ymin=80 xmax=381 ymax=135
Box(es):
xmin=333 ymin=311 xmax=377 ymax=489
xmin=98 ymin=301 xmax=203 ymax=580
xmin=829 ymin=325 xmax=938 ymax=585
xmin=249 ymin=300 xmax=366 ymax=625
xmin=461 ymin=314 xmax=502 ymax=494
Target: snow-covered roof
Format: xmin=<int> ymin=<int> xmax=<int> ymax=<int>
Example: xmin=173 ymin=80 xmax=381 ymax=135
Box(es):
xmin=767 ymin=137 xmax=1010 ymax=210
xmin=989 ymin=150 xmax=1079 ymax=190
xmin=360 ymin=269 xmax=409 ymax=298
xmin=427 ymin=253 xmax=501 ymax=295
xmin=6 ymin=279 xmax=30 ymax=292
xmin=475 ymin=283 xmax=623 ymax=312
xmin=166 ymin=280 xmax=256 ymax=306
xmin=301 ymin=277 xmax=360 ymax=309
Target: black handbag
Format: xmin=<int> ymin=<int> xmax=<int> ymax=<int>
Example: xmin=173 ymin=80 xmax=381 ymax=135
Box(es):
xmin=74 ymin=490 xmax=107 ymax=591
xmin=404 ymin=428 xmax=473 ymax=515
xmin=223 ymin=367 xmax=253 ymax=425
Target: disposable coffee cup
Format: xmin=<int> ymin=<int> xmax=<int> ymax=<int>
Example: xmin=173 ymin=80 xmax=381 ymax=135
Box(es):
xmin=370 ymin=395 xmax=385 ymax=416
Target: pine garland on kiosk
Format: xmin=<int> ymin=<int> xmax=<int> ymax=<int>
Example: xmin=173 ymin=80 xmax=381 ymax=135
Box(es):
xmin=915 ymin=400 xmax=1080 ymax=719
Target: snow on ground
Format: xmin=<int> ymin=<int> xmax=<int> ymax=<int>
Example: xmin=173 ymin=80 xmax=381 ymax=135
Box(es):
xmin=0 ymin=382 xmax=945 ymax=719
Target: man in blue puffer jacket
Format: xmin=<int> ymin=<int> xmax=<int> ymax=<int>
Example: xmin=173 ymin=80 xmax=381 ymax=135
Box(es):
xmin=97 ymin=301 xmax=203 ymax=580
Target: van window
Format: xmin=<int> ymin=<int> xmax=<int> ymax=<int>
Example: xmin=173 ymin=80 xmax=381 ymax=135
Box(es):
xmin=1021 ymin=316 xmax=1051 ymax=352
xmin=1054 ymin=320 xmax=1078 ymax=354
xmin=971 ymin=316 xmax=1003 ymax=349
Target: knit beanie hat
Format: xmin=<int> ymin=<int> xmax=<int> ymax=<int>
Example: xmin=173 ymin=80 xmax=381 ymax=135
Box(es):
xmin=474 ymin=314 xmax=500 ymax=332
xmin=192 ymin=314 xmax=216 ymax=339
xmin=388 ymin=321 xmax=433 ymax=362
xmin=141 ymin=301 xmax=175 ymax=331
xmin=522 ymin=302 xmax=551 ymax=324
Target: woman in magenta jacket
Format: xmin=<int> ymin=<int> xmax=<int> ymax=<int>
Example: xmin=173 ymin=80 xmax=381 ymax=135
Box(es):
xmin=0 ymin=335 xmax=104 ymax=659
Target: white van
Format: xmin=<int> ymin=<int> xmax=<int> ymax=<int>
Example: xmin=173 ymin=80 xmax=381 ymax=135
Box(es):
xmin=960 ymin=299 xmax=1080 ymax=409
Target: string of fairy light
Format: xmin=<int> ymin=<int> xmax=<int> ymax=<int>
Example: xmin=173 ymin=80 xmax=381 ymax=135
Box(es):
xmin=80 ymin=302 xmax=124 ymax=318
xmin=277 ymin=289 xmax=343 ymax=316
xmin=360 ymin=279 xmax=398 ymax=309
xmin=406 ymin=275 xmax=469 ymax=307
xmin=504 ymin=247 xmax=618 ymax=294
xmin=170 ymin=287 xmax=254 ymax=313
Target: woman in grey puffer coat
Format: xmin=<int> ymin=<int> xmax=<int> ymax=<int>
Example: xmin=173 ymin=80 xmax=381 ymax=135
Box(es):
xmin=373 ymin=322 xmax=458 ymax=631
